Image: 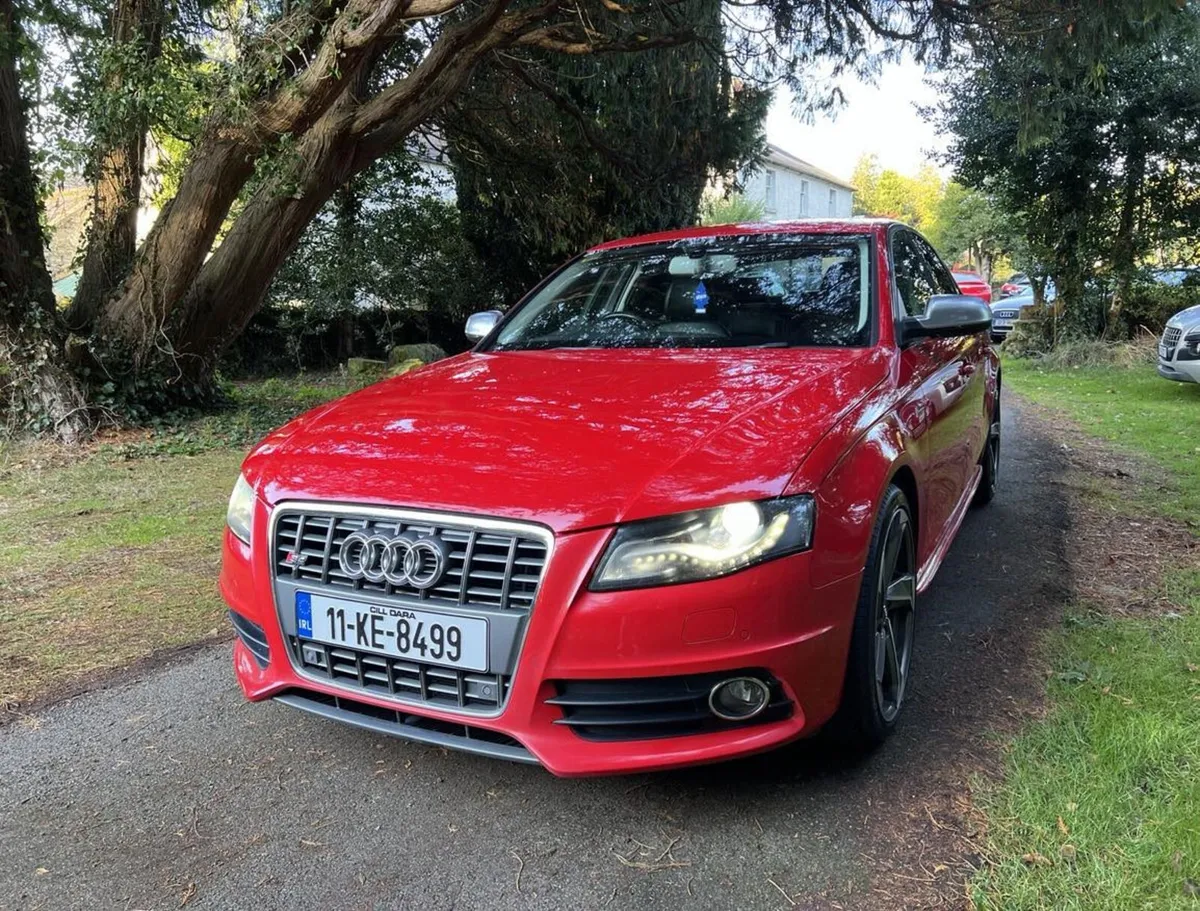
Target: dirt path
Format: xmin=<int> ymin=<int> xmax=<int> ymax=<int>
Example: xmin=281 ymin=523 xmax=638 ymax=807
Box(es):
xmin=0 ymin=399 xmax=1073 ymax=911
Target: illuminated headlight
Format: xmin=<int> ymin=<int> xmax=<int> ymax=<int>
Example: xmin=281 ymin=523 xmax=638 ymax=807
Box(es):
xmin=590 ymin=496 xmax=815 ymax=591
xmin=226 ymin=474 xmax=255 ymax=545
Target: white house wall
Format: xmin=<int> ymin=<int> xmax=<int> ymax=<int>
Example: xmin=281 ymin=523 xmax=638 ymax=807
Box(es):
xmin=742 ymin=167 xmax=854 ymax=220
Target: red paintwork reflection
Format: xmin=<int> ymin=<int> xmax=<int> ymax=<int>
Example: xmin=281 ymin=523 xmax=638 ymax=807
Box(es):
xmin=224 ymin=220 xmax=1000 ymax=775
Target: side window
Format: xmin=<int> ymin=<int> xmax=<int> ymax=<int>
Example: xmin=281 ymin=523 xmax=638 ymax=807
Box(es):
xmin=915 ymin=236 xmax=960 ymax=295
xmin=891 ymin=232 xmax=939 ymax=317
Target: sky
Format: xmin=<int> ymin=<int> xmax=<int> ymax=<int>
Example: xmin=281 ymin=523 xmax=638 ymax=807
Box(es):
xmin=764 ymin=58 xmax=949 ymax=182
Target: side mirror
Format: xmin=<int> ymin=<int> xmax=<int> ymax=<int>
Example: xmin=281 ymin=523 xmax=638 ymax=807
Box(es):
xmin=465 ymin=309 xmax=503 ymax=343
xmin=901 ymin=295 xmax=992 ymax=344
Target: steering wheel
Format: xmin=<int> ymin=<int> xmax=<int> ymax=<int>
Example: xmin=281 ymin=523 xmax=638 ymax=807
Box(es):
xmin=596 ymin=311 xmax=651 ymax=327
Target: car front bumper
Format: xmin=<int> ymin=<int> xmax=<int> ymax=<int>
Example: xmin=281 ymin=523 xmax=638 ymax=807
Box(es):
xmin=1158 ymin=359 xmax=1200 ymax=383
xmin=219 ymin=502 xmax=860 ymax=777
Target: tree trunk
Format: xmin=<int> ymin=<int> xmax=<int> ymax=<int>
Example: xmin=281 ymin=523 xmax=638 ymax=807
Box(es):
xmin=334 ymin=181 xmax=360 ymax=359
xmin=94 ymin=132 xmax=259 ymax=360
xmin=163 ymin=10 xmax=520 ymax=377
xmin=67 ymin=0 xmax=165 ymax=331
xmin=1107 ymin=139 xmax=1146 ymax=337
xmin=167 ymin=118 xmax=362 ymax=369
xmin=0 ymin=0 xmax=89 ymax=441
xmin=95 ymin=0 xmax=415 ymax=368
xmin=1053 ymin=241 xmax=1091 ymax=341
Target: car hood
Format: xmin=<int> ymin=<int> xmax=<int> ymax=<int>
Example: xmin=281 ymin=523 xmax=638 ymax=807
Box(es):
xmin=244 ymin=347 xmax=887 ymax=533
xmin=1169 ymin=304 xmax=1200 ymax=330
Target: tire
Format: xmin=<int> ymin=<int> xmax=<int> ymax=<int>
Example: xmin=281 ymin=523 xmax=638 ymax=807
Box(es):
xmin=832 ymin=484 xmax=917 ymax=750
xmin=972 ymin=391 xmax=1001 ymax=507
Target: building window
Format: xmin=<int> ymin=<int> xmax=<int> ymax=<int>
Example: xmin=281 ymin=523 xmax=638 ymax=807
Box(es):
xmin=828 ymin=188 xmax=838 ymax=215
xmin=799 ymin=179 xmax=809 ymax=216
xmin=764 ymin=169 xmax=777 ymax=213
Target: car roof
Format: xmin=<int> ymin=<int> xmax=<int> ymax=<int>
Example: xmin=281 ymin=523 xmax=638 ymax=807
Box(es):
xmin=587 ymin=218 xmax=900 ymax=253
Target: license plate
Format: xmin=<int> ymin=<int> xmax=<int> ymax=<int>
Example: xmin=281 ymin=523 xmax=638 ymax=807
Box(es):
xmin=1160 ymin=343 xmax=1171 ymax=360
xmin=994 ymin=319 xmax=1013 ymax=329
xmin=295 ymin=592 xmax=488 ymax=672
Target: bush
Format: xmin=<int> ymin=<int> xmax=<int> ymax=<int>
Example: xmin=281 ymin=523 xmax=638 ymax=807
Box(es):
xmin=1009 ymin=334 xmax=1158 ymax=369
xmin=1119 ymin=282 xmax=1200 ymax=337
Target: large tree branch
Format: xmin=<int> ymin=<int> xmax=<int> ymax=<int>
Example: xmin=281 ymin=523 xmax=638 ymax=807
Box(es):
xmin=513 ymin=25 xmax=694 ymax=54
xmin=97 ymin=0 xmax=414 ymax=358
xmin=251 ymin=0 xmax=413 ymax=136
xmin=350 ymin=0 xmax=528 ymax=140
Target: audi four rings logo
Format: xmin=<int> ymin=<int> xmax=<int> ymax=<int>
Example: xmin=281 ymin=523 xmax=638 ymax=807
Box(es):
xmin=338 ymin=530 xmax=449 ymax=589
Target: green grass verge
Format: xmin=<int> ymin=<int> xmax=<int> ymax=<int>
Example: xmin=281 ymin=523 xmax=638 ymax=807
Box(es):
xmin=1002 ymin=358 xmax=1200 ymax=524
xmin=0 ymin=374 xmax=360 ymax=710
xmin=974 ymin=359 xmax=1200 ymax=909
xmin=972 ymin=575 xmax=1200 ymax=909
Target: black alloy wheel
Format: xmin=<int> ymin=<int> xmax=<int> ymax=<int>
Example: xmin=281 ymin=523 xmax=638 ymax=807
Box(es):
xmin=833 ymin=484 xmax=917 ymax=748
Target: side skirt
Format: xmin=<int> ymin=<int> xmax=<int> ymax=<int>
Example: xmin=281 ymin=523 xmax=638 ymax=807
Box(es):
xmin=915 ymin=464 xmax=982 ymax=594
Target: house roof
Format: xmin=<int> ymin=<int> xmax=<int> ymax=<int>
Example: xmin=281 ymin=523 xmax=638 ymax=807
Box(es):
xmin=763 ymin=144 xmax=856 ymax=192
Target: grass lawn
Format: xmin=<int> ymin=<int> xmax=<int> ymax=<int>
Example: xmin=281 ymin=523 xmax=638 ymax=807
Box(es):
xmin=1003 ymin=358 xmax=1200 ymax=524
xmin=0 ymin=374 xmax=360 ymax=714
xmin=973 ymin=358 xmax=1200 ymax=909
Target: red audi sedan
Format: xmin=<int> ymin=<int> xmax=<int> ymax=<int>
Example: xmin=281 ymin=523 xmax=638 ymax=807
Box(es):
xmin=220 ymin=220 xmax=999 ymax=776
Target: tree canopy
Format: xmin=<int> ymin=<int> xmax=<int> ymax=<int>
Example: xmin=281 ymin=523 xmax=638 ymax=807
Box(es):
xmin=939 ymin=2 xmax=1200 ymax=337
xmin=445 ymin=0 xmax=769 ymax=300
xmin=2 ymin=0 xmax=1194 ymax=437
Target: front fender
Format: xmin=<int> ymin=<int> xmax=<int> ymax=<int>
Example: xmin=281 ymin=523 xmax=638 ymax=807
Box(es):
xmin=803 ymin=415 xmax=913 ymax=590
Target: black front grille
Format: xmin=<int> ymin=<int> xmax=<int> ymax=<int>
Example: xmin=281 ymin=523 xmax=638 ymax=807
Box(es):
xmin=548 ymin=671 xmax=792 ymax=741
xmin=1162 ymin=325 xmax=1182 ymax=352
xmin=289 ymin=636 xmax=509 ymax=712
xmin=994 ymin=309 xmax=1018 ymax=320
xmin=229 ymin=610 xmax=270 ymax=667
xmin=273 ymin=510 xmax=548 ymax=614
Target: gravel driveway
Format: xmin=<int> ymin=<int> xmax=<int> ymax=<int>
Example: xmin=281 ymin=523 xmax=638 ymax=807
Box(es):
xmin=0 ymin=400 xmax=1071 ymax=910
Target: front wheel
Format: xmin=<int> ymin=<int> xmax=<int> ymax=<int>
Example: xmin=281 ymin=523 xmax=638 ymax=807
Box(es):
xmin=973 ymin=392 xmax=1001 ymax=507
xmin=833 ymin=484 xmax=917 ymax=749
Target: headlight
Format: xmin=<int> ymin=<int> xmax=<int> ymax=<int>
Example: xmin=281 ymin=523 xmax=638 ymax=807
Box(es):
xmin=226 ymin=474 xmax=256 ymax=544
xmin=590 ymin=496 xmax=815 ymax=591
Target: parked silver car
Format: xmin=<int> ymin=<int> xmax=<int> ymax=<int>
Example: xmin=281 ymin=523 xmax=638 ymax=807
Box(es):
xmin=990 ymin=282 xmax=1056 ymax=342
xmin=1158 ymin=304 xmax=1200 ymax=384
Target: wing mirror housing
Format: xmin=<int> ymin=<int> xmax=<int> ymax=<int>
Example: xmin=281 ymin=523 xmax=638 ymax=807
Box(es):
xmin=465 ymin=309 xmax=504 ymax=343
xmin=901 ymin=295 xmax=992 ymax=344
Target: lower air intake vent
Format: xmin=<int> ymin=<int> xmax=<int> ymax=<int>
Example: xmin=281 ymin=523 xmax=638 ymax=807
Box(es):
xmin=547 ymin=670 xmax=791 ymax=741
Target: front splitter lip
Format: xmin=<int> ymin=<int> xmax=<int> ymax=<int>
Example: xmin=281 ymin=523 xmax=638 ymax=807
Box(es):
xmin=232 ymin=639 xmax=812 ymax=777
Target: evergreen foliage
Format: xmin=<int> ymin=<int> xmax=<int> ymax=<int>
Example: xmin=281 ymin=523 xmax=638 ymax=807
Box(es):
xmin=445 ymin=0 xmax=769 ymax=300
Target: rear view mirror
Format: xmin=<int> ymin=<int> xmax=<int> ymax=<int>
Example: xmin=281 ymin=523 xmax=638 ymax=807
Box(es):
xmin=465 ymin=310 xmax=503 ymax=343
xmin=901 ymin=295 xmax=991 ymax=343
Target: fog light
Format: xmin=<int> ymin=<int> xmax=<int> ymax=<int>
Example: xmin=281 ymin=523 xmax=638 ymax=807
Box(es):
xmin=708 ymin=677 xmax=770 ymax=721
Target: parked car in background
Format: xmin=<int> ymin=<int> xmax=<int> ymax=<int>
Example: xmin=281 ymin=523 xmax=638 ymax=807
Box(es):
xmin=999 ymin=273 xmax=1030 ymax=298
xmin=1158 ymin=304 xmax=1200 ymax=384
xmin=1152 ymin=267 xmax=1200 ymax=288
xmin=953 ymin=270 xmax=992 ymax=305
xmin=989 ymin=282 xmax=1055 ymax=343
xmin=220 ymin=219 xmax=1000 ymax=776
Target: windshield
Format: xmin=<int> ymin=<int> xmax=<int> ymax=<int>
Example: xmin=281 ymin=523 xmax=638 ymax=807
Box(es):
xmin=490 ymin=235 xmax=873 ymax=351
